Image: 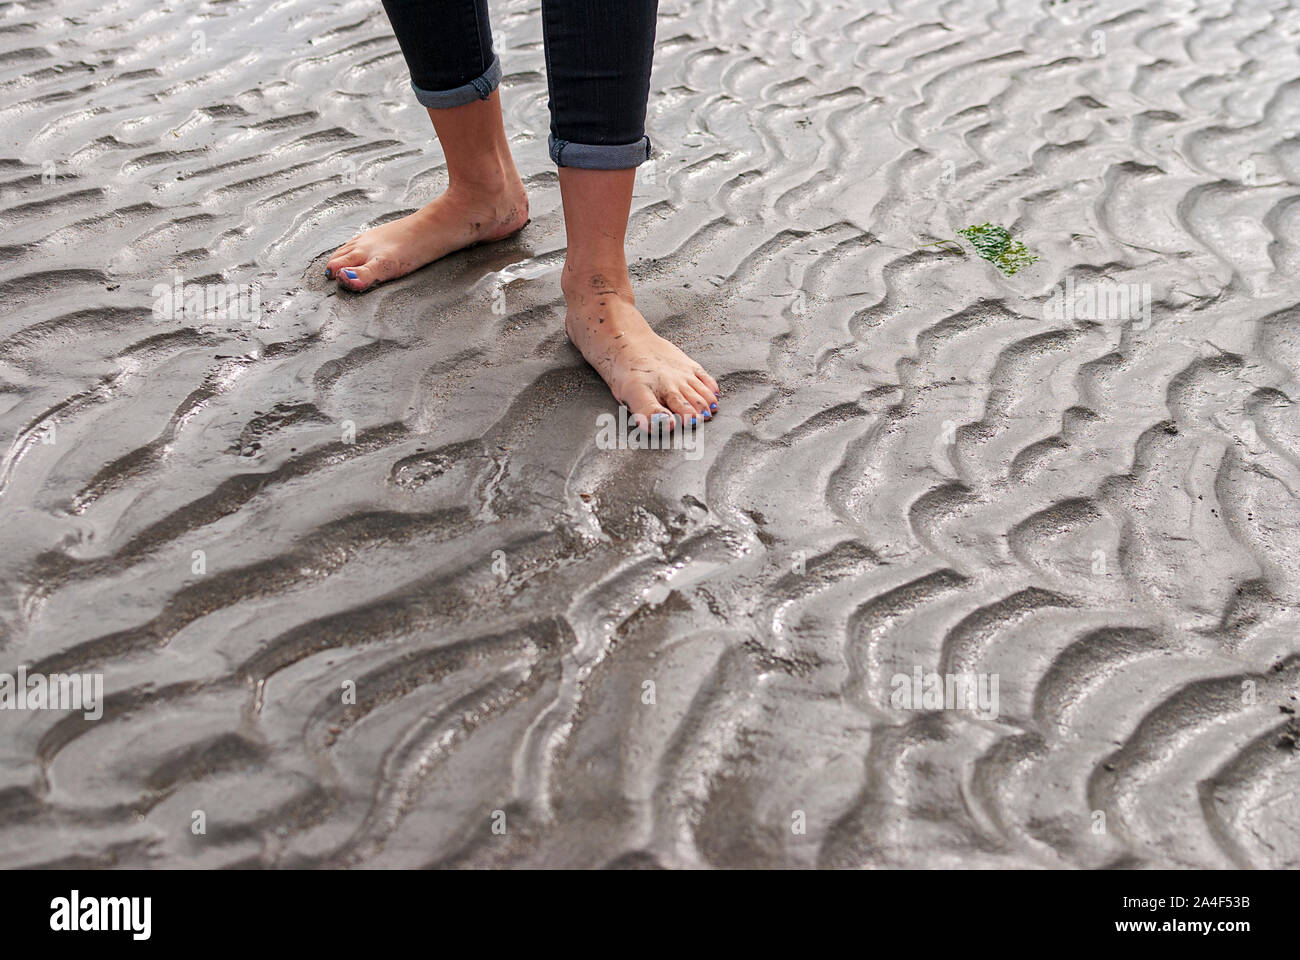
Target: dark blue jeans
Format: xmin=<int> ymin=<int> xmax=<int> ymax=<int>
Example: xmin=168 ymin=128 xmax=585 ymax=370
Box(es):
xmin=380 ymin=0 xmax=657 ymax=170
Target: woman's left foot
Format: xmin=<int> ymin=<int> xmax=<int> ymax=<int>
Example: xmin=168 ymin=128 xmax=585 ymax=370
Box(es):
xmin=325 ymin=174 xmax=529 ymax=292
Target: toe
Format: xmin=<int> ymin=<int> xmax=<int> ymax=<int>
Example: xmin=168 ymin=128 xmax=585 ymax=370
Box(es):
xmin=661 ymin=389 xmax=700 ymax=425
xmin=622 ymin=383 xmax=674 ymax=432
xmin=327 ymin=248 xmax=366 ymax=278
xmin=326 ymin=242 xmax=357 ymax=272
xmin=691 ymin=366 xmax=720 ymax=397
xmin=681 ymin=383 xmax=714 ymax=420
xmin=692 ymin=372 xmax=719 ymax=407
xmin=337 ymin=263 xmax=379 ymax=292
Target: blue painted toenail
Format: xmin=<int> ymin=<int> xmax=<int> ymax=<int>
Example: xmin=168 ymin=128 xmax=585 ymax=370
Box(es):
xmin=650 ymin=413 xmax=669 ymax=425
xmin=710 ymin=403 xmax=717 ymax=411
xmin=325 ymin=268 xmax=332 ymax=278
xmin=344 ymin=269 xmax=358 ymax=279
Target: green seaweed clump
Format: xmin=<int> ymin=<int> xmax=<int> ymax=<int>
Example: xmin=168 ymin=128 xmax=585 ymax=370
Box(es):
xmin=957 ymin=222 xmax=1038 ymax=276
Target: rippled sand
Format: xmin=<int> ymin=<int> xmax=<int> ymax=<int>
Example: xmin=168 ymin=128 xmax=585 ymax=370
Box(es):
xmin=2 ymin=0 xmax=1299 ymax=868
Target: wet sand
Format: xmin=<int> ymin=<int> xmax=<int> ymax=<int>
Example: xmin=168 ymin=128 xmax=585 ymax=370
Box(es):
xmin=1 ymin=0 xmax=1299 ymax=868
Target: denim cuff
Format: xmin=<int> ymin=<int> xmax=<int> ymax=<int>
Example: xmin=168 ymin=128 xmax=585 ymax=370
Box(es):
xmin=549 ymin=134 xmax=652 ymax=170
xmin=411 ymin=55 xmax=501 ymax=108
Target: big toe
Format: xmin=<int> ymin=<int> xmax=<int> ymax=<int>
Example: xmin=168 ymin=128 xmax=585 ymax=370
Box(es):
xmin=336 ymin=262 xmax=380 ymax=292
xmin=622 ymin=382 xmax=675 ymax=433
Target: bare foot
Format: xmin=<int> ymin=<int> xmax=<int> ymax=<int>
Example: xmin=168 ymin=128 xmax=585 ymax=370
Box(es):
xmin=562 ymin=265 xmax=720 ymax=431
xmin=326 ymin=176 xmax=528 ymax=292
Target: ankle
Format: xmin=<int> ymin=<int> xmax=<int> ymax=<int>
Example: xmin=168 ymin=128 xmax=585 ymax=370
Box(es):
xmin=446 ymin=154 xmax=520 ymax=202
xmin=446 ymin=175 xmax=508 ymax=206
xmin=561 ymin=260 xmax=634 ymax=304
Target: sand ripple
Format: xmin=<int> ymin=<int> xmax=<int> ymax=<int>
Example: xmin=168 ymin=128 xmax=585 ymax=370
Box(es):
xmin=1 ymin=0 xmax=1298 ymax=867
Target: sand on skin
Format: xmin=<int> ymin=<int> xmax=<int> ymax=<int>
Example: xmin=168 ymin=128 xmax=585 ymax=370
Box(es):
xmin=0 ymin=0 xmax=1298 ymax=868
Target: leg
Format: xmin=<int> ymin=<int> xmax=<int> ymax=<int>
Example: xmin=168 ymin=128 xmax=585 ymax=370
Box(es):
xmin=543 ymin=0 xmax=720 ymax=429
xmin=559 ymin=170 xmax=719 ymax=430
xmin=327 ymin=0 xmax=528 ymax=291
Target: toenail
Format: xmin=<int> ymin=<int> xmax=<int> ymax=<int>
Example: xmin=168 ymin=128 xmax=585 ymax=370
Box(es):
xmin=325 ymin=268 xmax=332 ymax=278
xmin=700 ymin=410 xmax=710 ymax=419
xmin=710 ymin=403 xmax=718 ymax=411
xmin=345 ymin=269 xmax=357 ymax=279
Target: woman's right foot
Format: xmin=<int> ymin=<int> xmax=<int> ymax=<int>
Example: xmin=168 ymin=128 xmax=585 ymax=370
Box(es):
xmin=562 ymin=265 xmax=721 ymax=432
xmin=326 ymin=175 xmax=528 ymax=292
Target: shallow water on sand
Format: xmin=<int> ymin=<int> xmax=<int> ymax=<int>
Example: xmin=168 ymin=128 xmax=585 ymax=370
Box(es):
xmin=1 ymin=0 xmax=1299 ymax=868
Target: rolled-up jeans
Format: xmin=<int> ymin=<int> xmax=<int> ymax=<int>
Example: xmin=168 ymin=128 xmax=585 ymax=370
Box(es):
xmin=380 ymin=0 xmax=657 ymax=170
